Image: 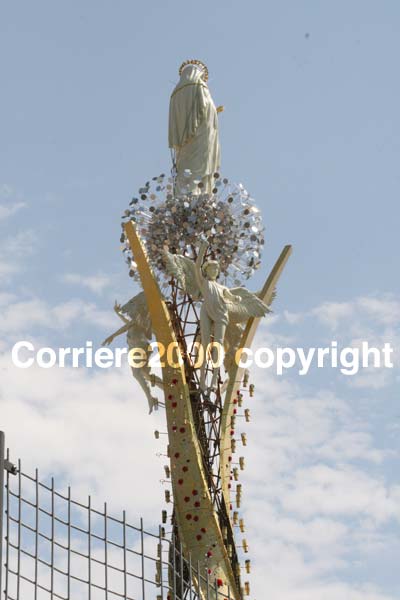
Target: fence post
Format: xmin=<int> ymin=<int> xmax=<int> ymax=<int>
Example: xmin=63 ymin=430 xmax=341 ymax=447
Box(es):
xmin=0 ymin=431 xmax=5 ymax=598
xmin=140 ymin=517 xmax=146 ymax=600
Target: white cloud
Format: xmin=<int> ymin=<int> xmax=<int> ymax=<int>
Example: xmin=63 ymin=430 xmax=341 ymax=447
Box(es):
xmin=0 ymin=187 xmax=38 ymax=284
xmin=0 ymin=290 xmax=398 ymax=599
xmin=280 ymin=293 xmax=399 ymax=389
xmin=4 ymin=229 xmax=37 ymax=257
xmin=0 ymin=296 xmax=117 ymax=335
xmin=0 ymin=229 xmax=38 ymax=284
xmin=284 ymin=309 xmax=304 ymax=324
xmin=316 ymin=429 xmax=385 ymax=463
xmin=348 ymin=367 xmax=394 ymax=389
xmin=312 ymin=300 xmax=355 ymax=330
xmin=0 ymin=292 xmax=17 ymax=305
xmin=285 ymin=294 xmax=400 ymax=334
xmin=0 ymin=260 xmax=18 ymax=281
xmin=61 ymin=272 xmax=113 ymax=294
xmin=280 ymin=464 xmax=400 ymax=523
xmin=0 ymin=184 xmax=26 ymax=220
xmin=0 ymin=201 xmax=26 ymax=220
xmin=357 ymin=296 xmax=400 ymax=327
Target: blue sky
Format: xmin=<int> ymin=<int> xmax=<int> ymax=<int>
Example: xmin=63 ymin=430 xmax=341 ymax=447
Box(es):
xmin=1 ymin=2 xmax=399 ymax=599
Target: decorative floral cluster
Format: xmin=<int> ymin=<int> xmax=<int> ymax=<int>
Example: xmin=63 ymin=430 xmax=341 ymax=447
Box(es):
xmin=120 ymin=172 xmax=264 ymax=289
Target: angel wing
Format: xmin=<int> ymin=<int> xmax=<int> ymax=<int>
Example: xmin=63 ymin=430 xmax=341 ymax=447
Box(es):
xmin=163 ymin=251 xmax=201 ymax=300
xmin=222 ymin=287 xmax=275 ymax=371
xmin=120 ymin=291 xmax=152 ymax=339
xmin=225 ymin=287 xmax=272 ymax=323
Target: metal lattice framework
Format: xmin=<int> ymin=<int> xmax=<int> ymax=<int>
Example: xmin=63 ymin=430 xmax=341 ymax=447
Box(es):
xmin=166 ymin=283 xmax=241 ymax=589
xmin=124 ymin=221 xmax=291 ymax=600
xmin=0 ymin=432 xmax=237 ymax=600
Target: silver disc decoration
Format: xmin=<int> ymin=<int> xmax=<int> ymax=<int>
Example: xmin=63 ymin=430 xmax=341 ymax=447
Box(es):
xmin=120 ymin=172 xmax=265 ymax=289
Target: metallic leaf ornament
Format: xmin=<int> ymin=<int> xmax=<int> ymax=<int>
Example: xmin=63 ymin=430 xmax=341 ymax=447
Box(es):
xmin=120 ymin=172 xmax=264 ymax=290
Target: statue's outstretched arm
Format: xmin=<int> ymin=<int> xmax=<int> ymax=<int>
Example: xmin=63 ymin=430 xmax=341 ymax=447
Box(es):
xmin=102 ymin=320 xmax=133 ymax=346
xmin=116 ymin=313 xmax=130 ymax=324
xmin=196 ymin=240 xmax=208 ymax=264
xmin=194 ymin=241 xmax=208 ymax=291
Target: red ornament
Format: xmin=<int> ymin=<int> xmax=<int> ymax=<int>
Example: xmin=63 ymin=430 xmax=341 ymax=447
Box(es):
xmin=174 ymin=452 xmax=180 ymax=458
xmin=192 ymin=489 xmax=198 ymax=496
xmin=186 ymin=514 xmax=192 ymax=520
xmin=178 ymin=479 xmax=184 ymax=485
xmin=196 ymin=534 xmax=202 ymax=541
xmin=217 ymin=578 xmax=223 ymax=587
xmin=194 ymin=501 xmax=200 ymax=508
xmin=179 ymin=427 xmax=186 ymax=433
xmin=184 ymin=496 xmax=190 ymax=503
xmin=172 ymin=402 xmax=177 ymax=408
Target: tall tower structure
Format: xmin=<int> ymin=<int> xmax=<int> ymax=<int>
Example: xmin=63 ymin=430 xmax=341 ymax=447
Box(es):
xmin=109 ymin=61 xmax=292 ymax=599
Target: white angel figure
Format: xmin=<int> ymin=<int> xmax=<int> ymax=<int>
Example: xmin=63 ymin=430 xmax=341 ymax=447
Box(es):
xmin=163 ymin=243 xmax=270 ymax=392
xmin=102 ymin=292 xmax=162 ymax=414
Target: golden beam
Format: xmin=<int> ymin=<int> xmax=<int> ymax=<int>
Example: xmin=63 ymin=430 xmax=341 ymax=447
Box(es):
xmin=124 ymin=221 xmax=241 ymax=599
xmin=219 ymin=245 xmax=292 ymax=519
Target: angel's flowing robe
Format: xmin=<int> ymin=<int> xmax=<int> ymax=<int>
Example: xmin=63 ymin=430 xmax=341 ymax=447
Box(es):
xmin=201 ymin=280 xmax=230 ymax=326
xmin=169 ymin=64 xmax=220 ymax=194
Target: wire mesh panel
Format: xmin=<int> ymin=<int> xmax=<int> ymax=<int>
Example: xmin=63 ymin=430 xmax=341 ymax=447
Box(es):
xmin=0 ymin=434 xmax=235 ymax=600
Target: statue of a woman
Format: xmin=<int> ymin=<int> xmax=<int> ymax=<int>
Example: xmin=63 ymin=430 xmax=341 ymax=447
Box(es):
xmin=169 ymin=60 xmax=222 ymax=195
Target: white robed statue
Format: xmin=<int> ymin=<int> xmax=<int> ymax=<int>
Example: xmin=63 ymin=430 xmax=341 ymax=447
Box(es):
xmin=169 ymin=59 xmax=222 ymax=194
xmin=102 ymin=293 xmax=162 ymax=414
xmin=163 ymin=242 xmax=270 ymax=392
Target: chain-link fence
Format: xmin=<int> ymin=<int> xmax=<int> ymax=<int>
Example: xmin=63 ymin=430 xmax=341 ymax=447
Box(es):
xmin=0 ymin=432 xmax=239 ymax=600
